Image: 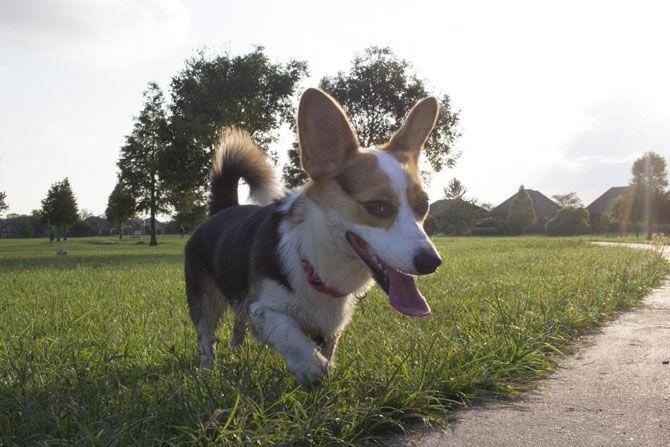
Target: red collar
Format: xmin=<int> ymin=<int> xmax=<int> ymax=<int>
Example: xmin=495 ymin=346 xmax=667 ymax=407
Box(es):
xmin=300 ymin=257 xmax=347 ymax=298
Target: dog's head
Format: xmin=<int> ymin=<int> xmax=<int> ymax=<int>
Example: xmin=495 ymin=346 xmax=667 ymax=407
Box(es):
xmin=299 ymin=88 xmax=441 ymax=317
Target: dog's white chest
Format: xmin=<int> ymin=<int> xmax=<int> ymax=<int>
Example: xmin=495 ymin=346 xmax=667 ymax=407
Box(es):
xmin=258 ymin=279 xmax=356 ymax=337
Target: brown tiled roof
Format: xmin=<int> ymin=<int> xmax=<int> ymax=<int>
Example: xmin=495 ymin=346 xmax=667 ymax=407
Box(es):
xmin=586 ymin=186 xmax=628 ymax=214
xmin=490 ymin=189 xmax=561 ymax=220
xmin=428 ymin=198 xmax=462 ymax=216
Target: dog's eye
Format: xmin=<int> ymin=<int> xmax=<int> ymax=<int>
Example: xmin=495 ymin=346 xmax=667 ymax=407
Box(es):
xmin=363 ymin=200 xmax=394 ymax=218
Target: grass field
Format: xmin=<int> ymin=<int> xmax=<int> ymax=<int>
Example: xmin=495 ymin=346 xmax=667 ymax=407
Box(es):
xmin=0 ymin=235 xmax=667 ymax=445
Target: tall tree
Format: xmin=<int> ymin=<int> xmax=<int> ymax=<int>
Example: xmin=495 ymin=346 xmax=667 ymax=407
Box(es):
xmin=118 ymin=83 xmax=170 ymax=246
xmin=165 ymin=47 xmax=307 ymax=199
xmin=552 ymin=192 xmax=582 ymax=208
xmin=0 ymin=191 xmax=7 ymax=217
xmin=282 ymin=141 xmax=308 ymax=188
xmin=507 ymin=185 xmax=536 ymax=229
xmin=40 ymin=178 xmax=78 ymax=240
xmin=628 ymin=151 xmax=668 ymax=239
xmin=172 ymin=189 xmax=207 ymax=229
xmin=105 ymin=181 xmax=136 ymax=239
xmin=444 ymin=178 xmax=467 ymax=200
xmin=285 ymin=47 xmax=460 ymax=178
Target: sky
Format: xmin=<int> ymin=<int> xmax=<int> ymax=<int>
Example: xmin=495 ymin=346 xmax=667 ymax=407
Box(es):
xmin=1 ymin=0 xmax=669 ymax=215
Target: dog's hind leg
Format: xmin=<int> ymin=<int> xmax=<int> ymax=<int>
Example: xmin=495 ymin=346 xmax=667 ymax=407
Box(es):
xmin=186 ymin=270 xmax=227 ymax=369
xmin=229 ymin=310 xmax=248 ymax=348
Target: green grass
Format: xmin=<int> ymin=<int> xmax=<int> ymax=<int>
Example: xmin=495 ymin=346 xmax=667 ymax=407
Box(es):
xmin=0 ymin=235 xmax=667 ymax=445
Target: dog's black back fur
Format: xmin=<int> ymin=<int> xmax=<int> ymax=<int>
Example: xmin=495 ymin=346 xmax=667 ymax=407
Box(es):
xmin=185 ymin=202 xmax=291 ymax=310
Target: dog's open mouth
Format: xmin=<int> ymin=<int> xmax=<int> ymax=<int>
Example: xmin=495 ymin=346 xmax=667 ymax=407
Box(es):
xmin=346 ymin=231 xmax=431 ymax=317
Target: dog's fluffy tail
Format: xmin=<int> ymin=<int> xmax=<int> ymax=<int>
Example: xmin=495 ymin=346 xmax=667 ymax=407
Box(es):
xmin=209 ymin=128 xmax=281 ymax=216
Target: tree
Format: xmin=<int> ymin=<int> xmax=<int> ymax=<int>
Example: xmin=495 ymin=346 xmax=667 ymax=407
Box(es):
xmin=106 ymin=181 xmax=136 ymax=239
xmin=70 ymin=220 xmax=96 ymax=237
xmin=552 ymin=192 xmax=582 ymax=208
xmin=546 ymin=207 xmax=590 ymax=235
xmin=436 ymin=199 xmax=488 ymax=235
xmin=118 ymin=83 xmax=170 ymax=246
xmin=628 ymin=151 xmax=668 ymax=240
xmin=2 ymin=212 xmax=46 ymax=238
xmin=444 ymin=178 xmax=467 ymax=200
xmin=506 ymin=185 xmax=536 ymax=230
xmin=172 ymin=189 xmax=207 ymax=230
xmin=40 ymin=178 xmax=78 ymax=240
xmin=282 ymin=141 xmax=308 ymax=188
xmin=423 ymin=215 xmax=438 ymax=236
xmin=282 ymin=47 xmax=461 ymax=187
xmin=165 ymin=47 xmax=307 ymax=197
xmin=0 ymin=191 xmax=7 ymax=217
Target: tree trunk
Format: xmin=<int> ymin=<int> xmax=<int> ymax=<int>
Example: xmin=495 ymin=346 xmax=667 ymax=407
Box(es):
xmin=149 ymin=186 xmax=158 ymax=246
xmin=149 ymin=208 xmax=157 ymax=246
xmin=646 ymin=219 xmax=653 ymax=241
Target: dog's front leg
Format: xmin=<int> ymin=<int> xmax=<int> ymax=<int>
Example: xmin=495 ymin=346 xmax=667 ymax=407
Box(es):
xmin=249 ymin=303 xmax=328 ymax=388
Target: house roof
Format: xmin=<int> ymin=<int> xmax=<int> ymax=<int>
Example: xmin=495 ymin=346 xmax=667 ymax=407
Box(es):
xmin=429 ymin=198 xmax=462 ymax=216
xmin=586 ymin=186 xmax=628 ymax=214
xmin=490 ymin=189 xmax=560 ymax=220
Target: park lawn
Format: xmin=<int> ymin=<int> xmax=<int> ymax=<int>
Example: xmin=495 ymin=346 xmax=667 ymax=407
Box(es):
xmin=0 ymin=235 xmax=667 ymax=445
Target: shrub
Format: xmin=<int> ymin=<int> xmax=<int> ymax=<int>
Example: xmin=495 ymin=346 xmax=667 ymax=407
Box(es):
xmin=546 ymin=207 xmax=590 ymax=235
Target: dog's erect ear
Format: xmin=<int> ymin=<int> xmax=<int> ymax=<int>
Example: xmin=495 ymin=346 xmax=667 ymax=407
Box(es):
xmin=385 ymin=97 xmax=439 ymax=161
xmin=298 ymin=88 xmax=359 ymax=180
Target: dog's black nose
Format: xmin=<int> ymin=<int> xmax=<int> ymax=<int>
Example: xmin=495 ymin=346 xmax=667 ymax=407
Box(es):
xmin=413 ymin=249 xmax=442 ymax=275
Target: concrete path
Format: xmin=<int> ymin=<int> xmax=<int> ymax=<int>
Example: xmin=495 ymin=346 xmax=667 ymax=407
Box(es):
xmin=396 ymin=243 xmax=670 ymax=447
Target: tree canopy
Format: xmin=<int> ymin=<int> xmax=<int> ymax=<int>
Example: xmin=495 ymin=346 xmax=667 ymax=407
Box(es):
xmin=40 ymin=178 xmax=78 ymax=237
xmin=444 ymin=178 xmax=467 ymax=200
xmin=627 ymin=151 xmax=668 ymax=239
xmin=0 ymin=191 xmax=7 ymax=217
xmin=284 ymin=47 xmax=460 ymax=188
xmin=320 ymin=47 xmax=460 ymax=171
xmin=546 ymin=207 xmax=590 ymax=235
xmin=117 ymin=83 xmax=170 ymax=246
xmin=507 ymin=185 xmax=536 ymax=228
xmin=552 ymin=192 xmax=582 ymax=208
xmin=165 ymin=47 xmax=307 ymax=196
xmin=436 ymin=199 xmax=488 ymax=235
xmin=631 ymin=151 xmax=668 ymax=192
xmin=105 ymin=181 xmax=136 ymax=238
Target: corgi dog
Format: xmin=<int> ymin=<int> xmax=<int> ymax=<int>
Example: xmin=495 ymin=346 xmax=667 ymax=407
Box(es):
xmin=185 ymin=88 xmax=442 ymax=387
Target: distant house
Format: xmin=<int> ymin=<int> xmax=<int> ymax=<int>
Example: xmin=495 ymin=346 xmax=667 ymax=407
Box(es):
xmin=429 ymin=198 xmax=462 ymax=216
xmin=586 ymin=186 xmax=628 ymax=226
xmin=489 ymin=189 xmax=560 ymax=223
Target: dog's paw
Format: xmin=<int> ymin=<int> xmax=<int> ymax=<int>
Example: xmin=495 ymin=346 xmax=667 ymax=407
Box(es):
xmin=290 ymin=350 xmax=329 ymax=389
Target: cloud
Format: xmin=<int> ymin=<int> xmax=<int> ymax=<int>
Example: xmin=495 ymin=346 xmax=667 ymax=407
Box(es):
xmin=0 ymin=0 xmax=190 ymax=67
xmin=557 ymin=93 xmax=669 ymax=173
xmin=539 ymin=91 xmax=670 ymax=202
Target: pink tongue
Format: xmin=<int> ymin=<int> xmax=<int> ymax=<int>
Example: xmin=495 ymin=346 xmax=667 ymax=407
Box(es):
xmin=388 ymin=269 xmax=431 ymax=317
